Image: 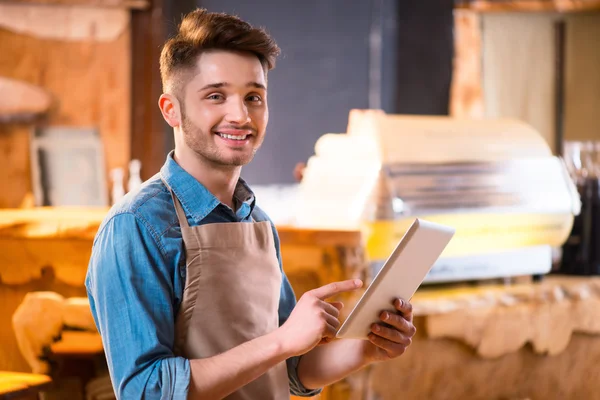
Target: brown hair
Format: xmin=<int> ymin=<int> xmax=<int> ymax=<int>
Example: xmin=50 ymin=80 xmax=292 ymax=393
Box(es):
xmin=160 ymin=8 xmax=281 ymax=96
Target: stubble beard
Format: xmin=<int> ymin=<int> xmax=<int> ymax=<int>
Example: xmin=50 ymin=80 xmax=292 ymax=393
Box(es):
xmin=180 ymin=107 xmax=260 ymax=168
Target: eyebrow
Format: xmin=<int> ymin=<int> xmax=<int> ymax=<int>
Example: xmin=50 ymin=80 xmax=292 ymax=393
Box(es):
xmin=198 ymin=82 xmax=266 ymax=91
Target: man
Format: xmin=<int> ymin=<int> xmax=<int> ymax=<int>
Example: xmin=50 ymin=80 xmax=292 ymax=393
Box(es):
xmin=86 ymin=8 xmax=416 ymax=399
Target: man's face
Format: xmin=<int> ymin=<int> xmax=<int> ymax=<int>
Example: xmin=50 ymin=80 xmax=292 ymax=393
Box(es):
xmin=179 ymin=50 xmax=268 ymax=167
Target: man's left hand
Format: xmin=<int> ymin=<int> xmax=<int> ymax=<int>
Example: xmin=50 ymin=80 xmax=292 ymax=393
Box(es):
xmin=362 ymin=298 xmax=416 ymax=363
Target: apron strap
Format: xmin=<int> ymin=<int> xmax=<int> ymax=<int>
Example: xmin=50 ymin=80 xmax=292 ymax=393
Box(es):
xmin=170 ymin=191 xmax=190 ymax=229
xmin=161 ymin=176 xmax=190 ymax=229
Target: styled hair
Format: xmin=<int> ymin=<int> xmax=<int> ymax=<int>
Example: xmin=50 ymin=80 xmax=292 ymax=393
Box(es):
xmin=159 ymin=8 xmax=280 ymax=95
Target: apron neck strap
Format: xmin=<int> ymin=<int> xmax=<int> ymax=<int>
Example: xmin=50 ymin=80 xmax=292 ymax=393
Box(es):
xmin=161 ymin=176 xmax=190 ymax=229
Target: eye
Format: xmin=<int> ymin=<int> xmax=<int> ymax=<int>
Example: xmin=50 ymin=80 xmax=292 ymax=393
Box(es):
xmin=246 ymin=94 xmax=263 ymax=103
xmin=207 ymin=93 xmax=224 ymax=101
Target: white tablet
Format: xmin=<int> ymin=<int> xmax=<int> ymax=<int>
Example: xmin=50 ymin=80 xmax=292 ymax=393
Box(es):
xmin=336 ymin=218 xmax=455 ymax=339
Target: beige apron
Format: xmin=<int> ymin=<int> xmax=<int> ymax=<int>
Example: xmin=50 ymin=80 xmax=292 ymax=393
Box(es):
xmin=166 ymin=185 xmax=290 ymax=400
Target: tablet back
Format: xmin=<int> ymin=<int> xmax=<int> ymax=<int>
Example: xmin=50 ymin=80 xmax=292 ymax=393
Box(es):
xmin=336 ymin=218 xmax=455 ymax=339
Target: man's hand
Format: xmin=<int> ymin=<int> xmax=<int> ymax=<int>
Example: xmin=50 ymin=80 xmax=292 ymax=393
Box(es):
xmin=277 ymin=279 xmax=363 ymax=357
xmin=363 ymin=298 xmax=416 ymax=363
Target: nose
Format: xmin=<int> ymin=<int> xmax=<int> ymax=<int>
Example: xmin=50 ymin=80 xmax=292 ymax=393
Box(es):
xmin=225 ymin=97 xmax=250 ymax=125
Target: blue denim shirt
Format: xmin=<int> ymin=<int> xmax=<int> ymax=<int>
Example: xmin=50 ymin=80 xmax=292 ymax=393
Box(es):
xmin=85 ymin=152 xmax=321 ymax=399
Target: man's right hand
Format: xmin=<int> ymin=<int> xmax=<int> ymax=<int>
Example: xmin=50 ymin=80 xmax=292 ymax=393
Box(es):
xmin=277 ymin=279 xmax=363 ymax=357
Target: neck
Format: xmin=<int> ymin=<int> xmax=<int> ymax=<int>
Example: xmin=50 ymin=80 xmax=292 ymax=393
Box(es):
xmin=174 ymin=147 xmax=241 ymax=209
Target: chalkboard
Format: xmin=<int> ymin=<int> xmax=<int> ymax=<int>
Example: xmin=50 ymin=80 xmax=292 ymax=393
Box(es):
xmin=194 ymin=0 xmax=453 ymax=184
xmin=198 ymin=0 xmax=373 ymax=184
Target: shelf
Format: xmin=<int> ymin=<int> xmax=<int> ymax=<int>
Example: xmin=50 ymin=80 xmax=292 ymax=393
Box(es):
xmin=0 ymin=77 xmax=51 ymax=124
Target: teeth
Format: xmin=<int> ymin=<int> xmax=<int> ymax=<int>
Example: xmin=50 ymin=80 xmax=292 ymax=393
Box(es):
xmin=218 ymin=133 xmax=247 ymax=140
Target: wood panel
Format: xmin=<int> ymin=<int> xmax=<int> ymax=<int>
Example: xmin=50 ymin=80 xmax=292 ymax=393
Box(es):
xmin=564 ymin=13 xmax=600 ymax=142
xmin=130 ymin=8 xmax=170 ymax=181
xmin=0 ymin=4 xmax=129 ymax=42
xmin=0 ymin=19 xmax=131 ymax=207
xmin=345 ymin=276 xmax=600 ymax=400
xmin=130 ymin=0 xmax=196 ymax=180
xmin=365 ymin=329 xmax=600 ymax=400
xmin=449 ymin=10 xmax=484 ymax=119
xmin=481 ymin=13 xmax=558 ymax=152
xmin=0 ymin=125 xmax=33 ymax=208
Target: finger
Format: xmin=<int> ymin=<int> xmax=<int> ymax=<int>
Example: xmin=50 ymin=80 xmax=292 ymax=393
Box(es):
xmin=371 ymin=323 xmax=413 ymax=345
xmin=310 ymin=279 xmax=363 ymax=300
xmin=368 ymin=333 xmax=409 ymax=357
xmin=329 ymin=301 xmax=344 ymax=311
xmin=380 ymin=311 xmax=417 ymax=336
xmin=322 ymin=311 xmax=341 ymax=330
xmin=394 ymin=298 xmax=413 ymax=322
xmin=323 ymin=321 xmax=338 ymax=340
xmin=320 ymin=300 xmax=341 ymax=318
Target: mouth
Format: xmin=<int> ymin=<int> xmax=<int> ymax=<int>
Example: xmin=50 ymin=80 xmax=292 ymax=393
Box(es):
xmin=215 ymin=132 xmax=249 ymax=141
xmin=213 ymin=128 xmax=254 ymax=146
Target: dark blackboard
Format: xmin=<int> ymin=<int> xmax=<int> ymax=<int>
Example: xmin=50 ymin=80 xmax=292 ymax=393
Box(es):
xmin=394 ymin=0 xmax=454 ymax=115
xmin=192 ymin=0 xmax=453 ymax=184
xmin=198 ymin=0 xmax=373 ymax=185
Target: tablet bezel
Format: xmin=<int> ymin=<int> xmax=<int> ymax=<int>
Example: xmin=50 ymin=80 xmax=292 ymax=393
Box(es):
xmin=335 ymin=218 xmax=455 ymax=339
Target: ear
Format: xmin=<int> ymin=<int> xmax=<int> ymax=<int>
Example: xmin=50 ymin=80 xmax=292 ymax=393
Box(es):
xmin=158 ymin=93 xmax=181 ymax=128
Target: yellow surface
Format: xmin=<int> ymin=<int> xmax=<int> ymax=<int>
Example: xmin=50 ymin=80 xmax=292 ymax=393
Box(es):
xmin=362 ymin=211 xmax=574 ymax=261
xmin=0 ymin=207 xmax=109 ymax=240
xmin=50 ymin=331 xmax=104 ymax=356
xmin=0 ymin=371 xmax=51 ymax=395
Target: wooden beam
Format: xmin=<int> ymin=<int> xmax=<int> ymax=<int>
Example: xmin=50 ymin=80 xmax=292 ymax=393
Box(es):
xmin=130 ymin=0 xmax=196 ymax=180
xmin=130 ymin=8 xmax=169 ymax=181
xmin=456 ymin=0 xmax=600 ymax=13
xmin=449 ymin=10 xmax=484 ymax=119
xmin=0 ymin=4 xmax=129 ymax=42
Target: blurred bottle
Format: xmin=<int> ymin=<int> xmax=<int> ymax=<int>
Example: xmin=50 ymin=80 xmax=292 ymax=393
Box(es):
xmin=590 ymin=142 xmax=600 ymax=275
xmin=128 ymin=159 xmax=143 ymax=193
xmin=110 ymin=168 xmax=125 ymax=206
xmin=560 ymin=141 xmax=600 ymax=275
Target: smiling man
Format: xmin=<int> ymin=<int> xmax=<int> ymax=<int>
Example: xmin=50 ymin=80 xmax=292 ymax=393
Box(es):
xmin=86 ymin=8 xmax=416 ymax=400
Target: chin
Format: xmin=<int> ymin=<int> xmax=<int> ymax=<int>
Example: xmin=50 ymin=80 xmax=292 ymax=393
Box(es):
xmin=223 ymin=147 xmax=258 ymax=166
xmin=214 ymin=153 xmax=255 ymax=167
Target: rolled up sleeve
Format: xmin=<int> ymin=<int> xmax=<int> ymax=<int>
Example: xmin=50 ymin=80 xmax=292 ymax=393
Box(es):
xmin=86 ymin=212 xmax=189 ymax=399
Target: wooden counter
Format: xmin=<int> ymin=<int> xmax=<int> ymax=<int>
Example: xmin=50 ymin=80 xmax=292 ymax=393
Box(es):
xmin=0 ymin=207 xmax=367 ymax=288
xmin=3 ymin=208 xmax=600 ymax=399
xmin=338 ymin=275 xmax=600 ymax=400
xmin=0 ymin=207 xmax=369 ymax=376
xmin=0 ymin=371 xmax=51 ymax=399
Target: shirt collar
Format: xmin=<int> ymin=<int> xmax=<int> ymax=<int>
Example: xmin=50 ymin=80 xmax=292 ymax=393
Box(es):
xmin=160 ymin=151 xmax=255 ymax=223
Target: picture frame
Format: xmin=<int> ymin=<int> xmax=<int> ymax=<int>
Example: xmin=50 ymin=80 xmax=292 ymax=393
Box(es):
xmin=29 ymin=126 xmax=108 ymax=207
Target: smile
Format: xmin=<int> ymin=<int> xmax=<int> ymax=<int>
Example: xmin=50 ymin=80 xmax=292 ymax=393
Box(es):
xmin=216 ymin=133 xmax=249 ymax=141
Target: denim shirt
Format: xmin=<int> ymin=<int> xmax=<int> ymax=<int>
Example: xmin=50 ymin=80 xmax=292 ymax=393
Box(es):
xmin=85 ymin=152 xmax=321 ymax=399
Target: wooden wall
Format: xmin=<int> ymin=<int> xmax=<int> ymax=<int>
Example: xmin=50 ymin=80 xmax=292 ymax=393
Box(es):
xmin=0 ymin=124 xmax=33 ymax=208
xmin=482 ymin=12 xmax=558 ymax=152
xmin=0 ymin=2 xmax=133 ymax=372
xmin=564 ymin=13 xmax=600 ymax=142
xmin=0 ymin=5 xmax=131 ymax=208
xmin=451 ymin=9 xmax=600 ymax=152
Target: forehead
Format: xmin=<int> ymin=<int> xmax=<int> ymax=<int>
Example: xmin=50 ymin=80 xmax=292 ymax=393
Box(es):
xmin=190 ymin=50 xmax=267 ymax=88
